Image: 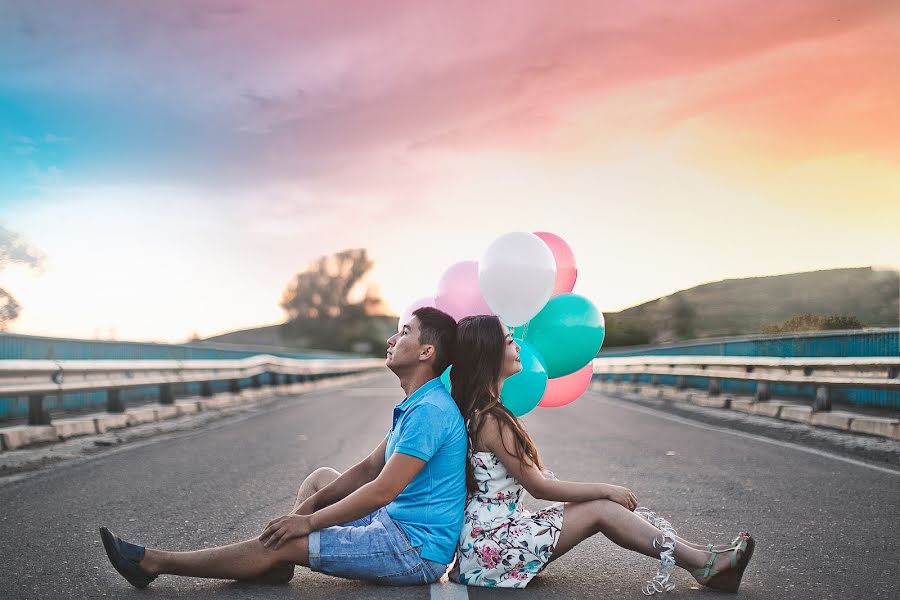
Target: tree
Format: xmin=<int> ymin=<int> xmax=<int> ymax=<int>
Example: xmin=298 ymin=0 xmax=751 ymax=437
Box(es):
xmin=602 ymin=315 xmax=653 ymax=347
xmin=763 ymin=313 xmax=863 ymax=334
xmin=279 ymin=249 xmax=388 ymax=352
xmin=0 ymin=224 xmax=46 ymax=330
xmin=670 ymin=295 xmax=696 ymax=340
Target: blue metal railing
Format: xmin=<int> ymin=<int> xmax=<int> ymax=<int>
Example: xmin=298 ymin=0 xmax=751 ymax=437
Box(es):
xmin=598 ymin=328 xmax=899 ymax=409
xmin=0 ymin=333 xmax=367 ymax=420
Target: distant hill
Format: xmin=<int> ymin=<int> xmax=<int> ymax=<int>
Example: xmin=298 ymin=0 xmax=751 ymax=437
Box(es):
xmin=203 ymin=324 xmax=286 ymax=347
xmin=202 ymin=316 xmax=398 ymax=355
xmin=604 ymin=267 xmax=899 ymax=346
xmin=203 ymin=267 xmax=898 ymax=351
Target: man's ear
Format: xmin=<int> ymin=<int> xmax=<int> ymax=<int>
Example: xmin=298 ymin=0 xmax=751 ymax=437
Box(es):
xmin=419 ymin=345 xmax=436 ymax=362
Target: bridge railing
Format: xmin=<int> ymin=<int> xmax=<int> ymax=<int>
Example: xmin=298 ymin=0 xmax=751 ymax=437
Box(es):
xmin=0 ymin=355 xmax=385 ymax=426
xmin=592 ymin=356 xmax=899 ymax=411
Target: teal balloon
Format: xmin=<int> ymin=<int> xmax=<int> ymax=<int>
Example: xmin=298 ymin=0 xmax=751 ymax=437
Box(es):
xmin=439 ymin=341 xmax=547 ymax=417
xmin=521 ymin=293 xmax=605 ymax=378
xmin=440 ymin=365 xmax=452 ymax=393
xmin=499 ymin=339 xmax=548 ymax=417
xmin=511 ymin=324 xmax=527 ymax=338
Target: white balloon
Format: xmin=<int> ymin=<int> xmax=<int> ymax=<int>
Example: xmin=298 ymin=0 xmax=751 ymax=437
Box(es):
xmin=478 ymin=232 xmax=557 ymax=326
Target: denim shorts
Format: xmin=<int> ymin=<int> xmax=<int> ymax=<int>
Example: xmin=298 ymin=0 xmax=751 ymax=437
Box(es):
xmin=307 ymin=507 xmax=448 ymax=586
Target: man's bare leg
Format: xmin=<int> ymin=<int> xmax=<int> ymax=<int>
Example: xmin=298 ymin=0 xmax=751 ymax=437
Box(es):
xmin=139 ymin=536 xmax=308 ymax=581
xmin=250 ymin=467 xmax=342 ymax=583
xmin=293 ymin=467 xmax=341 ymax=512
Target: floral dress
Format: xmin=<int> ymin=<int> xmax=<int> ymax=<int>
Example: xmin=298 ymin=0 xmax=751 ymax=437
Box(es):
xmin=452 ymin=451 xmax=565 ymax=588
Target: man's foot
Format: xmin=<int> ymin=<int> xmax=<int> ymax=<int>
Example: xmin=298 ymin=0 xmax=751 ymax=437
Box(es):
xmin=98 ymin=527 xmax=158 ymax=589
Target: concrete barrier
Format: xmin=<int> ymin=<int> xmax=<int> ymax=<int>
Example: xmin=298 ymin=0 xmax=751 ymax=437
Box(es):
xmin=849 ymin=416 xmax=900 ymax=441
xmin=811 ymin=410 xmax=857 ymax=431
xmin=753 ymin=401 xmax=800 ymax=418
xmin=0 ymin=425 xmax=57 ymax=450
xmin=175 ymin=400 xmax=201 ymax=415
xmin=779 ymin=406 xmax=813 ymax=424
xmin=154 ymin=405 xmax=179 ymax=421
xmin=199 ymin=396 xmax=241 ymax=411
xmin=94 ymin=413 xmax=129 ymax=433
xmin=53 ymin=418 xmax=98 ymax=440
xmin=731 ymin=399 xmax=755 ymax=414
xmin=690 ymin=394 xmax=730 ymax=408
xmin=125 ymin=407 xmax=158 ymax=426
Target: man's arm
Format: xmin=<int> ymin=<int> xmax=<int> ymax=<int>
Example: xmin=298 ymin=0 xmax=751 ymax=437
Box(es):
xmin=293 ymin=438 xmax=387 ymax=515
xmin=261 ymin=451 xmax=425 ymax=549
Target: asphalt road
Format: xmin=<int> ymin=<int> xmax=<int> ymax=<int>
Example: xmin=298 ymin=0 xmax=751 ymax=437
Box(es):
xmin=1 ymin=371 xmax=898 ymax=599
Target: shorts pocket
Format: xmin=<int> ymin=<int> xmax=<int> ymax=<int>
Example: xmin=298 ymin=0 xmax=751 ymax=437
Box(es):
xmin=390 ymin=519 xmax=419 ymax=552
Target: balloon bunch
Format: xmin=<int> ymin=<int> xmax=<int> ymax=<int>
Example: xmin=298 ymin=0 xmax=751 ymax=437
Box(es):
xmin=398 ymin=231 xmax=605 ymax=417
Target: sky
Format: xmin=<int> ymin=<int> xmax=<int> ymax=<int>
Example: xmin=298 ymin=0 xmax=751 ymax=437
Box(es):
xmin=1 ymin=0 xmax=898 ymax=343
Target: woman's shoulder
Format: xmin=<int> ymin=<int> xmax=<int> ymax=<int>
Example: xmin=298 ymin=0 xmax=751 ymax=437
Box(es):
xmin=476 ymin=411 xmax=516 ymax=452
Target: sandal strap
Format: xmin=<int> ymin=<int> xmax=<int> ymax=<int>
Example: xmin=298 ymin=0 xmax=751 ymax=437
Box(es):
xmin=692 ymin=550 xmax=720 ymax=579
xmin=729 ymin=541 xmax=746 ymax=568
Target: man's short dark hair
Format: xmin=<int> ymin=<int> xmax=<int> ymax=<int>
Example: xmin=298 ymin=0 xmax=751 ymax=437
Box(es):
xmin=412 ymin=306 xmax=457 ymax=375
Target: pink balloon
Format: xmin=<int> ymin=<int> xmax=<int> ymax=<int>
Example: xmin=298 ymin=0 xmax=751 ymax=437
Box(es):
xmin=398 ymin=296 xmax=436 ymax=332
xmin=538 ymin=363 xmax=593 ymax=408
xmin=534 ymin=231 xmax=577 ymax=295
xmin=434 ymin=260 xmax=493 ymax=321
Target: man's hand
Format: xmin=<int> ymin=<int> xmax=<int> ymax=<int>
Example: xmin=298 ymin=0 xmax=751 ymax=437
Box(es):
xmin=259 ymin=514 xmax=312 ymax=550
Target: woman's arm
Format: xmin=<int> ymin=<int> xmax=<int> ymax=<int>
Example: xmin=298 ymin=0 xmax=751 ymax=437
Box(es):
xmin=482 ymin=415 xmax=637 ymax=510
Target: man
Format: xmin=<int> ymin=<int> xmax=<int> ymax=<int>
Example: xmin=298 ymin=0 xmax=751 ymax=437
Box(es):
xmin=100 ymin=307 xmax=467 ymax=587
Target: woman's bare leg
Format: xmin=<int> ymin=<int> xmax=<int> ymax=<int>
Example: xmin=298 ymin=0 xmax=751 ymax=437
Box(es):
xmin=139 ymin=535 xmax=308 ymax=580
xmin=549 ymin=499 xmax=743 ymax=583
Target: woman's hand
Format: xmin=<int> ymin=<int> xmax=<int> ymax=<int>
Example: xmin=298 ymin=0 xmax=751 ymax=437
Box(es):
xmin=603 ymin=484 xmax=638 ymax=511
xmin=259 ymin=514 xmax=312 ymax=550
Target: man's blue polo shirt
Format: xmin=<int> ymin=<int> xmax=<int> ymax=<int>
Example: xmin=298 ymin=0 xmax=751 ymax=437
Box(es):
xmin=385 ymin=376 xmax=467 ymax=565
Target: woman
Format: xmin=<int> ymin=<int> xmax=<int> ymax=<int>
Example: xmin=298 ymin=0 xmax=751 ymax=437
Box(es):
xmin=448 ymin=315 xmax=754 ymax=593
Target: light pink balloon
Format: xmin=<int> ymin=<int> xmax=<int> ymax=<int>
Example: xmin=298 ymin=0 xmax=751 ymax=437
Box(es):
xmin=434 ymin=260 xmax=493 ymax=322
xmin=538 ymin=363 xmax=593 ymax=408
xmin=398 ymin=296 xmax=436 ymax=332
xmin=534 ymin=231 xmax=577 ymax=295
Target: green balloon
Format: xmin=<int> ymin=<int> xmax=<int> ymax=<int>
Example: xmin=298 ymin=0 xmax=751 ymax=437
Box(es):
xmin=440 ymin=365 xmax=452 ymax=392
xmin=521 ymin=293 xmax=605 ymax=378
xmin=499 ymin=339 xmax=547 ymax=417
xmin=439 ymin=340 xmax=548 ymax=417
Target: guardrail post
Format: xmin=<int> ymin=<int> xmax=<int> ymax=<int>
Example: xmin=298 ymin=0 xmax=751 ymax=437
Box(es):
xmin=630 ymin=373 xmax=640 ymax=392
xmin=269 ymin=373 xmax=281 ymax=387
xmin=107 ymin=389 xmax=124 ymax=413
xmin=676 ymin=375 xmax=687 ymax=391
xmin=650 ymin=374 xmax=660 ymax=387
xmin=228 ymin=379 xmax=241 ymax=394
xmin=251 ymin=375 xmax=262 ymax=389
xmin=814 ymin=385 xmax=832 ymax=412
xmin=200 ymin=381 xmax=213 ymax=397
xmin=755 ymin=381 xmax=769 ymax=402
xmin=708 ymin=378 xmax=721 ymax=396
xmin=28 ymin=394 xmax=51 ymax=425
xmin=159 ymin=384 xmax=174 ymax=405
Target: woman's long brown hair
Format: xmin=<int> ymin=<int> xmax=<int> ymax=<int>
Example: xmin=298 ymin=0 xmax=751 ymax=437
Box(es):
xmin=451 ymin=315 xmax=543 ymax=493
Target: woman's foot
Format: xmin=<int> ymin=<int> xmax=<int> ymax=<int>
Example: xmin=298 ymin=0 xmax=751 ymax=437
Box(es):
xmin=690 ymin=535 xmax=754 ymax=593
xmin=683 ymin=532 xmax=750 ymax=553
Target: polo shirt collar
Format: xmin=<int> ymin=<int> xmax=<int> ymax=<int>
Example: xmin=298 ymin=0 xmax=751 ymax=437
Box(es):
xmin=395 ymin=376 xmax=443 ymax=412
